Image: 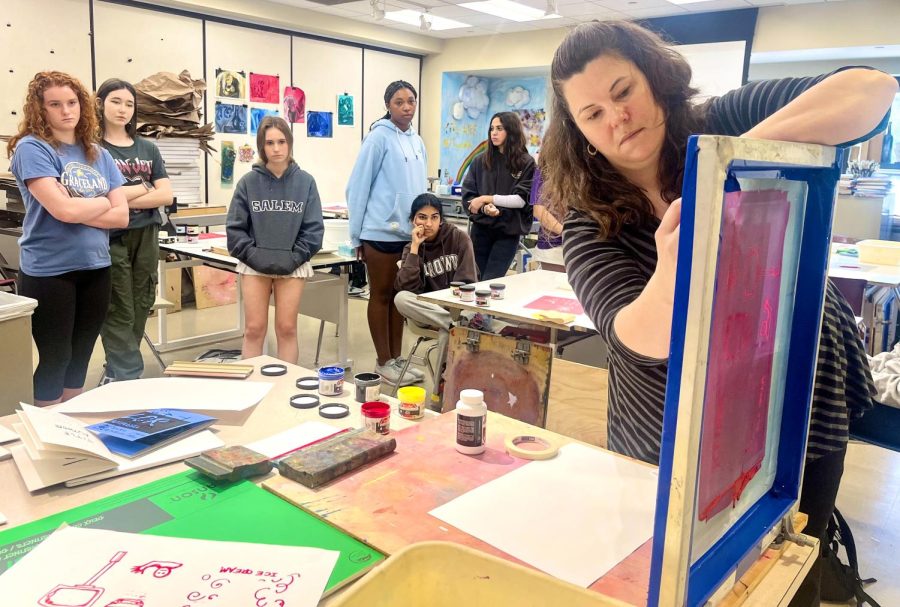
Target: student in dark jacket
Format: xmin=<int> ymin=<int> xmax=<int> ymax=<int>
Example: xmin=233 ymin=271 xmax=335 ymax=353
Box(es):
xmin=395 ymin=193 xmax=477 ymax=403
xmin=463 ymin=111 xmax=535 ymax=280
xmin=227 ymin=116 xmax=324 ymax=363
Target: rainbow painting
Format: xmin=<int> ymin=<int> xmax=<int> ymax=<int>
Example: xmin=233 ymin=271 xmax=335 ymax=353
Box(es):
xmin=456 ymin=140 xmax=488 ymax=184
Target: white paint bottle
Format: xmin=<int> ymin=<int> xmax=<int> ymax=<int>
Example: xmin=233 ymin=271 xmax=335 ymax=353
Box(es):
xmin=455 ymin=389 xmax=487 ymax=455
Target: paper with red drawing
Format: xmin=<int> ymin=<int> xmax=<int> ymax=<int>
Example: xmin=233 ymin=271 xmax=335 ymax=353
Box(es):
xmin=0 ymin=526 xmax=338 ymax=607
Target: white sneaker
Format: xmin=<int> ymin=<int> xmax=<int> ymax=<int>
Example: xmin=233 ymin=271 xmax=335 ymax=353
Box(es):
xmin=374 ymin=359 xmax=418 ymax=386
xmin=393 ymin=357 xmax=425 ymax=380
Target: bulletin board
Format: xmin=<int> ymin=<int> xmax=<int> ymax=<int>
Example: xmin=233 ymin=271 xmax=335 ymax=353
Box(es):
xmin=205 ymin=21 xmax=291 ymax=205
xmin=362 ymin=49 xmax=421 ymax=138
xmin=292 ymin=37 xmax=362 ymax=204
xmin=0 ymin=0 xmax=92 ymax=173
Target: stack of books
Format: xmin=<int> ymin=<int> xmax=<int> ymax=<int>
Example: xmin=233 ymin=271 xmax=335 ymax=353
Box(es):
xmin=155 ymin=137 xmax=203 ymax=205
xmin=838 ymin=174 xmax=856 ymax=196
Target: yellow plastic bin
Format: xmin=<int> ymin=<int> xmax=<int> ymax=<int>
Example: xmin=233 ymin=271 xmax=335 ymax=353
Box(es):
xmin=329 ymin=541 xmax=631 ymax=607
xmin=857 ymin=239 xmax=900 ymax=265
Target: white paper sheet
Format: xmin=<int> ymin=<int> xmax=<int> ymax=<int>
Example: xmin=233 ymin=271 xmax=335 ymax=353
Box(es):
xmin=429 ymin=442 xmax=659 ymax=587
xmin=52 ymin=378 xmax=273 ymax=415
xmin=0 ymin=526 xmax=337 ymax=607
xmin=0 ymin=445 xmax=9 ymax=461
xmin=246 ymin=422 xmax=344 ymax=459
xmin=0 ymin=424 xmax=19 ymax=444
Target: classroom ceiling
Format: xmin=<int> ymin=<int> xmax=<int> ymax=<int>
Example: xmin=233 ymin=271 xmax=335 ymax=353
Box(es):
xmin=267 ymin=0 xmax=845 ymax=40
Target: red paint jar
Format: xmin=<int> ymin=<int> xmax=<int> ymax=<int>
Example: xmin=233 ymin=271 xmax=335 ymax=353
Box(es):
xmin=361 ymin=401 xmax=391 ymax=434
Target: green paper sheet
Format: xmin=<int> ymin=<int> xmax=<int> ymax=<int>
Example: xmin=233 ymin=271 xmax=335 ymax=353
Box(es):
xmin=0 ymin=471 xmax=384 ymax=592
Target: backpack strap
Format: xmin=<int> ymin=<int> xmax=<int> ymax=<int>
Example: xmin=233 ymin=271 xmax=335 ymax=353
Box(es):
xmin=830 ymin=508 xmax=882 ymax=606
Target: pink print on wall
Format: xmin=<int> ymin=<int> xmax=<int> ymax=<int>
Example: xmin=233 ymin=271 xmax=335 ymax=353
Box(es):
xmin=249 ymin=73 xmax=280 ymax=104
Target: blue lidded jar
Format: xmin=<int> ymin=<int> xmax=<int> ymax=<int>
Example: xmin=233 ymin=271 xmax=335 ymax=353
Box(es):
xmin=318 ymin=366 xmax=345 ymax=396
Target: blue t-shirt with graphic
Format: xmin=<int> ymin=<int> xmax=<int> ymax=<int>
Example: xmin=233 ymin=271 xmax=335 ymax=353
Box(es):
xmin=10 ymin=135 xmax=125 ymax=276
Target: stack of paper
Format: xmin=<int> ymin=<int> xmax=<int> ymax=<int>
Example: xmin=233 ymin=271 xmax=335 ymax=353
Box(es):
xmin=87 ymin=409 xmax=217 ymax=458
xmin=10 ymin=404 xmax=222 ymax=491
xmin=154 ymin=137 xmax=202 ymax=205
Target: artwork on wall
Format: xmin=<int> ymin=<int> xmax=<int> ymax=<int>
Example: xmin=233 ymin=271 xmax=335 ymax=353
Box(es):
xmin=250 ymin=107 xmax=280 ymax=135
xmin=307 ymin=111 xmax=333 ymax=138
xmin=238 ymin=143 xmax=255 ymax=163
xmin=283 ymin=86 xmax=306 ymax=124
xmin=337 ymin=94 xmax=354 ymax=126
xmin=215 ymin=102 xmax=247 ymax=134
xmin=453 ymin=75 xmax=489 ymax=120
xmin=221 ymin=141 xmax=236 ymax=186
xmin=215 ymin=68 xmax=246 ymax=99
xmin=514 ymin=108 xmax=547 ymax=148
xmin=505 ymin=85 xmax=531 ymax=109
xmin=249 ymin=73 xmax=280 ymax=104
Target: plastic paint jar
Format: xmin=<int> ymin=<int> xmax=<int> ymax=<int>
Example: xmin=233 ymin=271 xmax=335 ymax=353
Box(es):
xmin=489 ymin=283 xmax=506 ymax=300
xmin=361 ymin=401 xmax=391 ymax=434
xmin=317 ymin=366 xmax=345 ymax=396
xmin=459 ymin=284 xmax=476 ymax=302
xmin=456 ymin=389 xmax=487 ymax=455
xmin=450 ymin=281 xmax=465 ymax=297
xmin=397 ymin=386 xmax=427 ymax=420
xmin=186 ymin=225 xmax=201 ymax=244
xmin=475 ymin=289 xmax=491 ymax=307
xmin=354 ymin=372 xmax=382 ymax=403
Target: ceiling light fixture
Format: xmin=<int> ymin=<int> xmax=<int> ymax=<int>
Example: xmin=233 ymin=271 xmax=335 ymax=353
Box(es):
xmin=544 ymin=0 xmax=558 ymax=17
xmin=420 ymin=11 xmax=432 ymax=31
xmin=460 ymin=0 xmax=560 ymax=22
xmin=370 ymin=0 xmax=385 ymax=20
xmin=384 ymin=9 xmax=471 ymax=30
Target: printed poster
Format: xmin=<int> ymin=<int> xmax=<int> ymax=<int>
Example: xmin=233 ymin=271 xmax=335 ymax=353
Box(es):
xmin=214 ymin=103 xmax=247 ymax=134
xmin=220 ymin=141 xmax=236 ymax=186
xmin=307 ymin=111 xmax=333 ymax=138
xmin=215 ymin=68 xmax=246 ymax=99
xmin=249 ymin=73 xmax=280 ymax=104
xmin=283 ymin=87 xmax=306 ymax=124
xmin=337 ymin=94 xmax=354 ymax=126
xmin=250 ymin=108 xmax=279 ymax=135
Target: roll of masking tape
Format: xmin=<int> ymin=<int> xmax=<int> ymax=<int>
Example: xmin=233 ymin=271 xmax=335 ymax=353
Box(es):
xmin=505 ymin=435 xmax=559 ymax=460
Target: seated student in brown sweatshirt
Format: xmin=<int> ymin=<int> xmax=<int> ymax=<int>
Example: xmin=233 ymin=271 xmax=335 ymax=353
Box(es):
xmin=394 ymin=193 xmax=477 ymax=405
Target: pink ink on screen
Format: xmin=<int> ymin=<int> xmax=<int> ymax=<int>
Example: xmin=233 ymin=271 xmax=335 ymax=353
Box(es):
xmin=697 ymin=189 xmax=791 ymax=521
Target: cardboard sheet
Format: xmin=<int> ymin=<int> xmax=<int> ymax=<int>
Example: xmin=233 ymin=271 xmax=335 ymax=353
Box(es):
xmin=430 ymin=442 xmax=658 ymax=587
xmin=0 ymin=526 xmax=337 ymax=606
xmin=52 ymin=378 xmax=272 ymax=418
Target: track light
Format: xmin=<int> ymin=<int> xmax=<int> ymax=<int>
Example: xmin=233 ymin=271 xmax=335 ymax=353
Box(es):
xmin=370 ymin=0 xmax=384 ymax=20
xmin=544 ymin=0 xmax=558 ymax=16
xmin=419 ymin=12 xmax=432 ymax=31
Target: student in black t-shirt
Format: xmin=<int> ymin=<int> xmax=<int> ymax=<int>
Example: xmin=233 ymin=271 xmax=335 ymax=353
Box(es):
xmin=539 ymin=21 xmax=896 ymax=606
xmin=96 ymin=78 xmax=173 ymax=382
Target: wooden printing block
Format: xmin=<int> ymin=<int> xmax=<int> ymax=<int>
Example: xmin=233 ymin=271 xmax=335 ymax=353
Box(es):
xmin=185 ymin=445 xmax=273 ymax=482
xmin=275 ymin=430 xmax=396 ymax=488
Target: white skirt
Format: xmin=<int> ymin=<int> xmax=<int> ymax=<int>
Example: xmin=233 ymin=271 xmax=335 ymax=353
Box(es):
xmin=235 ymin=260 xmax=315 ymax=279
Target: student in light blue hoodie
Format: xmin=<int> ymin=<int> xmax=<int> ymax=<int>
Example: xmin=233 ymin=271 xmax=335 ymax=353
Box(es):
xmin=346 ymin=80 xmax=428 ymax=385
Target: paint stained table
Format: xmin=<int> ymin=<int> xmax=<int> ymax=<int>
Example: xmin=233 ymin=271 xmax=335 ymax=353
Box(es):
xmin=264 ymin=412 xmax=654 ymax=606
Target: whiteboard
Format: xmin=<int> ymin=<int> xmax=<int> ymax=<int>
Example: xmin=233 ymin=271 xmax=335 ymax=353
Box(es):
xmin=292 ymin=37 xmax=362 ymax=204
xmin=675 ymin=41 xmax=747 ymax=100
xmin=362 ymin=49 xmax=422 ymax=135
xmin=0 ymin=0 xmax=92 ymax=173
xmin=205 ymin=21 xmax=291 ymax=207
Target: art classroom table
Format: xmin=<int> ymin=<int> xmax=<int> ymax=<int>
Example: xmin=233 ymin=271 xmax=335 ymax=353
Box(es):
xmin=0 ymin=356 xmax=432 ymax=530
xmin=418 ymin=268 xmax=596 ymax=343
xmin=829 ymin=243 xmax=900 ymax=353
xmin=157 ymin=237 xmax=356 ymax=365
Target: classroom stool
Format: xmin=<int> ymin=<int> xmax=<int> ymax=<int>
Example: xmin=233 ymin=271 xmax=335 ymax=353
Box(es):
xmin=143 ymin=296 xmax=175 ymax=372
xmin=391 ymin=322 xmax=439 ymax=397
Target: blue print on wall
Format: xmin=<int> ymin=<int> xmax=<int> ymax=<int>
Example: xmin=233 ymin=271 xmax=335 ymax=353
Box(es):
xmin=215 ymin=102 xmax=247 ymax=134
xmin=307 ymin=111 xmax=333 ymax=138
xmin=250 ymin=108 xmax=279 ymax=135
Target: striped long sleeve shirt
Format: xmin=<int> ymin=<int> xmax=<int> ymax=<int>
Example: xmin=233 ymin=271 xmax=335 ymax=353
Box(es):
xmin=564 ymin=70 xmax=883 ymax=465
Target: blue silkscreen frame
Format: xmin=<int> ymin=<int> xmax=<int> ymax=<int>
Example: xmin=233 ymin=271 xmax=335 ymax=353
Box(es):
xmin=648 ymin=135 xmax=843 ymax=606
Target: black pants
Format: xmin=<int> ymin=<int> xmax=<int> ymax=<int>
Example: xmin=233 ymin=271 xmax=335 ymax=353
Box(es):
xmin=19 ymin=267 xmax=111 ymax=401
xmin=470 ymin=223 xmax=521 ymax=281
xmin=789 ymin=443 xmax=848 ymax=607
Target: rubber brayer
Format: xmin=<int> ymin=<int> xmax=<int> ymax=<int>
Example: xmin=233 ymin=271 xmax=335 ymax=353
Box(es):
xmin=185 ymin=445 xmax=273 ymax=482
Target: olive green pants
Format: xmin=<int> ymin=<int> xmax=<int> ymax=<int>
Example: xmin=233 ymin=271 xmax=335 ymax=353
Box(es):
xmin=100 ymin=224 xmax=160 ymax=380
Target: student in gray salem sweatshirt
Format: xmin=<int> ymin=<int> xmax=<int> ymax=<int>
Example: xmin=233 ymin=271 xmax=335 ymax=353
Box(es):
xmin=227 ymin=116 xmax=324 ymax=363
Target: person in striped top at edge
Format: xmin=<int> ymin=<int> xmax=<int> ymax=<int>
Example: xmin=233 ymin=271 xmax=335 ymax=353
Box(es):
xmin=539 ymin=21 xmax=896 ymax=607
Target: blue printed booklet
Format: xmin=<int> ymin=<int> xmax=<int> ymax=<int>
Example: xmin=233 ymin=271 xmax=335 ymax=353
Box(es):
xmin=87 ymin=409 xmax=217 ymax=458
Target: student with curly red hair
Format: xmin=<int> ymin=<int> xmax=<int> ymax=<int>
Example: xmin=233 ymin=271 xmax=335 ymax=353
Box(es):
xmin=7 ymin=71 xmax=128 ymax=405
